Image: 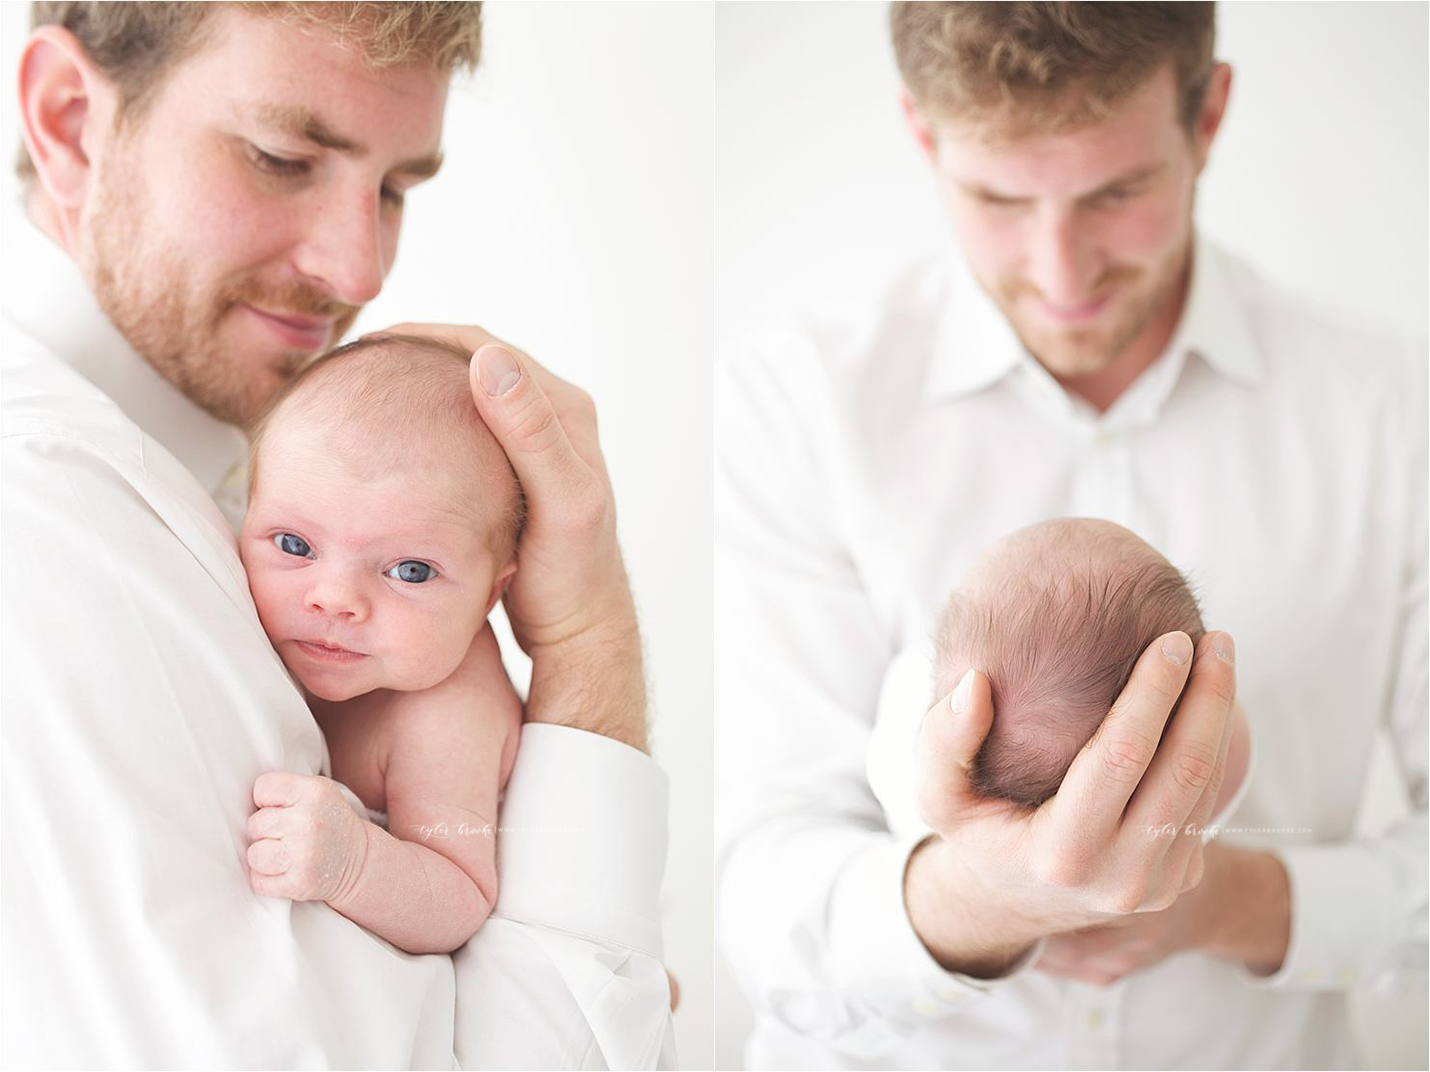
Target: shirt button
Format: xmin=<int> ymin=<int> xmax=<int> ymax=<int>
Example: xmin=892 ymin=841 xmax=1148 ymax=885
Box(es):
xmin=1086 ymin=1010 xmax=1105 ymax=1031
xmin=912 ymin=999 xmax=941 ymax=1018
xmin=935 ymin=985 xmax=966 ymax=1003
xmin=1094 ymin=428 xmax=1114 ymax=448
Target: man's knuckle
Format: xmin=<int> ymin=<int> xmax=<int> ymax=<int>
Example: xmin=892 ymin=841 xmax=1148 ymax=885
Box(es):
xmin=1173 ymin=742 xmax=1218 ymax=792
xmin=511 ymin=400 xmax=564 ymax=453
xmin=1035 ymin=850 xmax=1087 ymax=890
xmin=1101 ymin=729 xmax=1156 ymax=782
xmin=1102 ymin=881 xmax=1146 ymax=915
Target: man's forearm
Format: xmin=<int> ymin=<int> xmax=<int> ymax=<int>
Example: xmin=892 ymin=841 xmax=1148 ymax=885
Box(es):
xmin=1202 ymin=845 xmax=1291 ymax=975
xmin=525 ymin=603 xmax=648 ymax=754
xmin=904 ymin=836 xmax=1046 ymax=977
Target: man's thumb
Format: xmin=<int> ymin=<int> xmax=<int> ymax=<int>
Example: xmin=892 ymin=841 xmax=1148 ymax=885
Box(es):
xmin=912 ymin=668 xmax=994 ymax=829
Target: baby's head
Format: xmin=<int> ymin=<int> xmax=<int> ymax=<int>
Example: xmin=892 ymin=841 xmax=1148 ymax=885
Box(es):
xmin=934 ymin=518 xmax=1204 ymax=808
xmin=239 ymin=334 xmax=524 ymax=702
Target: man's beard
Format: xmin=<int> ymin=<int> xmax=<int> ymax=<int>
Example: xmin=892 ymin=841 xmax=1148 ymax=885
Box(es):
xmin=987 ymin=238 xmax=1191 ymax=383
xmin=77 ymin=146 xmax=359 ymax=431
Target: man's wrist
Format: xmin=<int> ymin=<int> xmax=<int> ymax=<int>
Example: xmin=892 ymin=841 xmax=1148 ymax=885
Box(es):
xmin=1200 ymin=845 xmax=1291 ymax=976
xmin=524 ymin=609 xmax=648 ymax=753
xmin=904 ymin=836 xmax=1041 ymax=977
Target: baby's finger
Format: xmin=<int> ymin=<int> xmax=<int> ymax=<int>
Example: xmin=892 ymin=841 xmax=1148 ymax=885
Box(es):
xmin=246 ymin=807 xmax=285 ymax=843
xmin=246 ymin=838 xmax=291 ymax=876
xmin=252 ymin=771 xmax=303 ymax=808
xmin=912 ymin=668 xmax=994 ymax=832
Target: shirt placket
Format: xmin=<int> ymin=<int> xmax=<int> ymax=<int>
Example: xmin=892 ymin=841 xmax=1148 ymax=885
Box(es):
xmin=1067 ymin=419 xmax=1136 ymax=527
xmin=1063 ymin=979 xmax=1126 ymax=1070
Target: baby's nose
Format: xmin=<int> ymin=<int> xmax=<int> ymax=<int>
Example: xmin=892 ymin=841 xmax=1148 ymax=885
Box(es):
xmin=305 ymin=581 xmax=368 ymax=621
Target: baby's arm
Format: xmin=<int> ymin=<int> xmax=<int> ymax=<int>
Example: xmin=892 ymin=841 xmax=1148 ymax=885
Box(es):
xmin=332 ymin=627 xmax=521 ymax=953
xmin=247 ymin=627 xmax=521 ymax=955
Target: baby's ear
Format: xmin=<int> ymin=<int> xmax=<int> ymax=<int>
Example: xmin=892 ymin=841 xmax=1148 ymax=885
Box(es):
xmin=483 ymin=560 xmax=518 ymax=616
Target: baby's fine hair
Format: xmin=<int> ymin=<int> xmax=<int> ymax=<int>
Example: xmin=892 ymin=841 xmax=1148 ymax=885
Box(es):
xmin=934 ymin=520 xmax=1204 ymax=808
xmin=245 ymin=333 xmax=525 ymax=564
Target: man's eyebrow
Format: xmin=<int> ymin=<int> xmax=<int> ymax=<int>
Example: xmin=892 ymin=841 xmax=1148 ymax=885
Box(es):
xmin=957 ymin=161 xmax=1167 ymax=201
xmin=253 ymin=104 xmax=444 ymax=179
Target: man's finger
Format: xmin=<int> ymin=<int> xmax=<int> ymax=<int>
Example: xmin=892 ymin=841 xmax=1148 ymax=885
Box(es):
xmin=1123 ymin=631 xmax=1235 ymax=846
xmin=1053 ymin=631 xmax=1194 ymax=852
xmin=912 ymin=669 xmax=994 ymax=831
xmin=469 ymin=344 xmax=592 ymax=498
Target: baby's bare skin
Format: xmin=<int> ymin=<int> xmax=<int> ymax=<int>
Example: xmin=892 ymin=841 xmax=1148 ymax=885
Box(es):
xmin=246 ymin=625 xmax=521 ymax=954
xmin=238 ymin=344 xmax=523 ymax=954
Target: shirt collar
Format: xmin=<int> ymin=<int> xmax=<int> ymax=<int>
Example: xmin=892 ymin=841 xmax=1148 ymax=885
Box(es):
xmin=925 ymin=229 xmax=1265 ymax=404
xmin=1 ymin=197 xmax=249 ymax=497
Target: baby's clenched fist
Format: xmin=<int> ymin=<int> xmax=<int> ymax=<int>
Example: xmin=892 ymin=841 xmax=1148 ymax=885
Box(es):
xmin=246 ymin=772 xmax=368 ymax=905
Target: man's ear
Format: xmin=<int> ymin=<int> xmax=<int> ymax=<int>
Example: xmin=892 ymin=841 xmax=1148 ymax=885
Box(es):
xmin=482 ymin=561 xmax=518 ymax=618
xmin=18 ymin=26 xmax=112 ymax=217
xmin=900 ymin=86 xmax=938 ymax=165
xmin=1191 ymin=62 xmax=1233 ymax=176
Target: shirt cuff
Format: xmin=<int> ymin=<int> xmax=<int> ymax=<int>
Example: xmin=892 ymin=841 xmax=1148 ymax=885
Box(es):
xmin=1236 ymin=840 xmax=1402 ymax=991
xmin=825 ymin=833 xmax=1046 ymax=1023
xmin=492 ymin=723 xmax=669 ymax=959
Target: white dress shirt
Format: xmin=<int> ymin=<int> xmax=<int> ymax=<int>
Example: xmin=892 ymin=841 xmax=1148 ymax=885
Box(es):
xmin=1 ymin=204 xmax=675 ymax=1070
xmin=715 ymin=232 xmax=1427 ymax=1070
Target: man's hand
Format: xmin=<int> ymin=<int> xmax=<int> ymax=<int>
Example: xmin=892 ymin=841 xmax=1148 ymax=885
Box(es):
xmin=1035 ymin=841 xmax=1292 ymax=984
xmin=904 ymin=630 xmax=1238 ymax=976
xmin=372 ymin=323 xmax=646 ymax=753
xmin=246 ymin=772 xmax=369 ymax=905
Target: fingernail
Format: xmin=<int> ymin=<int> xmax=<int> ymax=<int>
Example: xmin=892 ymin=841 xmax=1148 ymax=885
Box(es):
xmin=1161 ymin=631 xmax=1192 ymax=665
xmin=476 ymin=345 xmax=520 ymax=397
xmin=951 ymin=668 xmax=975 ymax=714
xmin=1213 ymin=632 xmax=1235 ymax=663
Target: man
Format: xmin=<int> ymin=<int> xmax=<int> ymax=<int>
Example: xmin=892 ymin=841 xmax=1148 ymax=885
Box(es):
xmin=2 ymin=3 xmax=670 ymax=1067
xmin=716 ymin=2 xmax=1426 ymax=1068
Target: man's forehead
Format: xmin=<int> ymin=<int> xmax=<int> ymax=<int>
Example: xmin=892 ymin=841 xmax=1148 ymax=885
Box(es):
xmin=931 ymin=65 xmax=1183 ymax=196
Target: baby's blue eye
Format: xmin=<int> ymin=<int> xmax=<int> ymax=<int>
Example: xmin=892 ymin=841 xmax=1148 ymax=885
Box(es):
xmin=273 ymin=532 xmax=313 ymax=557
xmin=387 ymin=561 xmax=435 ymax=584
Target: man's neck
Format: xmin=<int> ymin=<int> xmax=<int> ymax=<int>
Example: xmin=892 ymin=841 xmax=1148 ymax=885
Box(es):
xmin=1051 ymin=249 xmax=1194 ymax=413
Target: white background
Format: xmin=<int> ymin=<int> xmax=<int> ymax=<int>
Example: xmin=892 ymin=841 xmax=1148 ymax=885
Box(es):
xmin=1 ymin=2 xmax=714 ymax=1067
xmin=714 ymin=2 xmax=1427 ymax=1069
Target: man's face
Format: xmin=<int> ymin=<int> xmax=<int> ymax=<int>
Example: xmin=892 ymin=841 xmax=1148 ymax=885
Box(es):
xmin=923 ymin=64 xmax=1205 ymax=384
xmin=74 ymin=9 xmax=449 ymax=430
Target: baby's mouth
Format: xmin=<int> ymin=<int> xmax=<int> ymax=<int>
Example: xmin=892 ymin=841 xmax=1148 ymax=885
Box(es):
xmin=294 ymin=639 xmax=368 ymax=663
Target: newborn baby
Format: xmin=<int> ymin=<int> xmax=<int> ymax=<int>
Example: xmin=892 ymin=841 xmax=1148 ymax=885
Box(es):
xmin=934 ymin=517 xmax=1250 ymax=811
xmin=239 ymin=333 xmax=524 ymax=955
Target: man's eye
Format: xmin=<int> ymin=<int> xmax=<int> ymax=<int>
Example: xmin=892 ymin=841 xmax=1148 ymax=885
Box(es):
xmin=386 ymin=561 xmax=435 ymax=584
xmin=250 ymin=147 xmax=309 ymax=176
xmin=273 ymin=532 xmax=313 ymax=557
xmin=1093 ymin=187 xmax=1135 ymax=205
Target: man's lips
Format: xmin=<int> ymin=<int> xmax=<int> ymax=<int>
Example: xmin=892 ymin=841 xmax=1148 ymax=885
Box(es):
xmin=241 ymin=304 xmax=337 ymax=350
xmin=293 ymin=639 xmax=368 ymax=664
xmin=1036 ymin=290 xmax=1116 ymax=324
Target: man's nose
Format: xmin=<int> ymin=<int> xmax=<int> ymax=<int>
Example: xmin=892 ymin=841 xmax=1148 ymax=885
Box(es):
xmin=294 ymin=187 xmax=387 ymax=306
xmin=1026 ymin=209 xmax=1100 ymax=307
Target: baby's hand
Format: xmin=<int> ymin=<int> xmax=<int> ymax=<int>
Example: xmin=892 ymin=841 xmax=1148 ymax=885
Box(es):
xmin=245 ymin=772 xmax=368 ymax=904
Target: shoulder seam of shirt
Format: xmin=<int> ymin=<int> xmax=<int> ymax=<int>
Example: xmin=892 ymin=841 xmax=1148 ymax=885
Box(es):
xmin=2 ymin=420 xmax=147 ymax=481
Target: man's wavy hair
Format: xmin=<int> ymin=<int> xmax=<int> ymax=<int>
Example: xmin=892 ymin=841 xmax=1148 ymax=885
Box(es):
xmin=890 ymin=1 xmax=1216 ymax=141
xmin=15 ymin=2 xmax=482 ymax=185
